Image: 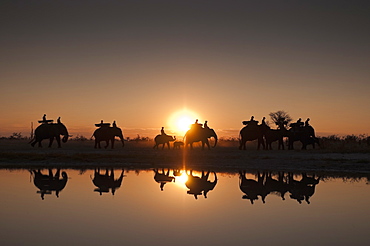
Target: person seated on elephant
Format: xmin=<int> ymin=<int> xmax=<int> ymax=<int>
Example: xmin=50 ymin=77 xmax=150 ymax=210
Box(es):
xmin=160 ymin=127 xmax=168 ymax=136
xmin=204 ymin=120 xmax=210 ymax=129
xmin=305 ymin=118 xmax=310 ymax=127
xmin=113 ymin=121 xmax=117 ymax=128
xmin=39 ymin=114 xmax=53 ymax=124
xmin=191 ymin=119 xmax=203 ymax=130
xmin=95 ymin=120 xmax=110 ymax=128
xmin=261 ymin=117 xmax=267 ymax=126
xmin=242 ymin=116 xmax=258 ymax=126
xmin=290 ymin=118 xmax=304 ymax=134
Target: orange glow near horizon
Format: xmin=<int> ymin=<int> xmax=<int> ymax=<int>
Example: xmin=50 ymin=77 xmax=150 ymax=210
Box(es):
xmin=167 ymin=109 xmax=201 ymax=136
xmin=174 ymin=171 xmax=188 ymax=188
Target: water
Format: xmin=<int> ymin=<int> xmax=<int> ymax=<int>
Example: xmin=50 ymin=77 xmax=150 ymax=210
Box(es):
xmin=0 ymin=168 xmax=369 ymax=246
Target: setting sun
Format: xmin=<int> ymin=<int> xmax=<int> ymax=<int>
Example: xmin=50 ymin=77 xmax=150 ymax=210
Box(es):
xmin=168 ymin=109 xmax=200 ymax=136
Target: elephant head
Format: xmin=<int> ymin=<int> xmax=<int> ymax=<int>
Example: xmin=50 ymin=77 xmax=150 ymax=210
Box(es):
xmin=57 ymin=117 xmax=69 ymax=143
xmin=112 ymin=126 xmax=125 ymax=147
xmin=207 ymin=128 xmax=218 ymax=148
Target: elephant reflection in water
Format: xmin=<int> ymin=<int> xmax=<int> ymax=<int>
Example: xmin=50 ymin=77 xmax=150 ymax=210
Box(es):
xmin=239 ymin=171 xmax=268 ymax=204
xmin=153 ymin=168 xmax=175 ymax=191
xmin=239 ymin=171 xmax=320 ymax=204
xmin=287 ymin=172 xmax=320 ymax=204
xmin=92 ymin=168 xmax=125 ymax=195
xmin=31 ymin=169 xmax=68 ymax=200
xmin=264 ymin=172 xmax=290 ymax=201
xmin=185 ymin=170 xmax=218 ymax=199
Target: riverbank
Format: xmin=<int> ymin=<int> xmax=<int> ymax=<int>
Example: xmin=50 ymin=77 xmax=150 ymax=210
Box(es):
xmin=1 ymin=140 xmax=370 ymax=176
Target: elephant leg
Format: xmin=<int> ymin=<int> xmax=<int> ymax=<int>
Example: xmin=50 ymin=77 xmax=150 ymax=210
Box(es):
xmin=153 ymin=144 xmax=158 ymax=149
xmin=104 ymin=140 xmax=109 ymax=149
xmin=166 ymin=142 xmax=170 ymax=149
xmin=49 ymin=138 xmax=54 ymax=148
xmin=111 ymin=139 xmax=115 ymax=149
xmin=55 ymin=136 xmax=62 ymax=148
xmin=38 ymin=140 xmax=42 ymax=147
xmin=239 ymin=141 xmax=246 ymax=150
xmin=204 ymin=140 xmax=210 ymax=150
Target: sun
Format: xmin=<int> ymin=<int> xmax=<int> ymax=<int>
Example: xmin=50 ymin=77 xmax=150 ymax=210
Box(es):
xmin=168 ymin=109 xmax=200 ymax=136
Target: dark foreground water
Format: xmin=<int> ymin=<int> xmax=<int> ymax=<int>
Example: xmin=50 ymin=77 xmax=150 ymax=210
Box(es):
xmin=0 ymin=168 xmax=369 ymax=246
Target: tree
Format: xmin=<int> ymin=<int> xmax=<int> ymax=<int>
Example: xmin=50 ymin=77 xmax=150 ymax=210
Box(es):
xmin=269 ymin=110 xmax=292 ymax=129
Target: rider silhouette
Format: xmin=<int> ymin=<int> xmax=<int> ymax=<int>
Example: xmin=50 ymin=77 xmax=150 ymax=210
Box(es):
xmin=161 ymin=127 xmax=167 ymax=135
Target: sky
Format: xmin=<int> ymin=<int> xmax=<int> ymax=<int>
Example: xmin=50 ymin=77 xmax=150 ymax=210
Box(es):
xmin=1 ymin=0 xmax=369 ymax=138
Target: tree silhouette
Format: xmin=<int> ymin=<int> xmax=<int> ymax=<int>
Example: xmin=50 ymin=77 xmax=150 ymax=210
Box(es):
xmin=269 ymin=110 xmax=292 ymax=129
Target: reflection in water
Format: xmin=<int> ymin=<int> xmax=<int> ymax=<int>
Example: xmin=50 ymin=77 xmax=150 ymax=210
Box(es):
xmin=239 ymin=171 xmax=320 ymax=204
xmin=92 ymin=168 xmax=124 ymax=195
xmin=185 ymin=170 xmax=218 ymax=199
xmin=239 ymin=171 xmax=268 ymax=204
xmin=153 ymin=168 xmax=174 ymax=191
xmin=31 ymin=169 xmax=68 ymax=200
xmin=288 ymin=172 xmax=320 ymax=204
xmin=1 ymin=168 xmax=368 ymax=245
xmin=265 ymin=172 xmax=289 ymax=200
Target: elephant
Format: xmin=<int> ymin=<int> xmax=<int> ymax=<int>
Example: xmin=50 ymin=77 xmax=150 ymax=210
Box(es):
xmin=92 ymin=168 xmax=124 ymax=195
xmin=184 ymin=126 xmax=218 ymax=150
xmin=239 ymin=119 xmax=269 ymax=150
xmin=185 ymin=170 xmax=217 ymax=199
xmin=287 ymin=124 xmax=319 ymax=150
xmin=31 ymin=169 xmax=68 ymax=200
xmin=153 ymin=168 xmax=174 ymax=191
xmin=264 ymin=128 xmax=287 ymax=150
xmin=93 ymin=123 xmax=124 ymax=149
xmin=153 ymin=134 xmax=176 ymax=149
xmin=30 ymin=117 xmax=69 ymax=148
xmin=173 ymin=141 xmax=184 ymax=149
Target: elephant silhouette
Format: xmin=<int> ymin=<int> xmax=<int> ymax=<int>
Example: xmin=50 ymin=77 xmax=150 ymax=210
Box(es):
xmin=264 ymin=172 xmax=289 ymax=200
xmin=92 ymin=168 xmax=125 ymax=195
xmin=153 ymin=168 xmax=175 ymax=191
xmin=185 ymin=170 xmax=217 ymax=199
xmin=287 ymin=172 xmax=320 ymax=204
xmin=239 ymin=171 xmax=269 ymax=204
xmin=153 ymin=135 xmax=176 ymax=149
xmin=239 ymin=117 xmax=269 ymax=150
xmin=264 ymin=120 xmax=289 ymax=150
xmin=173 ymin=141 xmax=184 ymax=149
xmin=93 ymin=121 xmax=125 ymax=149
xmin=31 ymin=169 xmax=68 ymax=200
xmin=30 ymin=117 xmax=69 ymax=148
xmin=184 ymin=121 xmax=218 ymax=149
xmin=287 ymin=118 xmax=319 ymax=150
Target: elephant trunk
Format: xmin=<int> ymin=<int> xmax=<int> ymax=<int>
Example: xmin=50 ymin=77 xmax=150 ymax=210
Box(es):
xmin=212 ymin=132 xmax=218 ymax=148
xmin=62 ymin=134 xmax=69 ymax=143
xmin=118 ymin=133 xmax=125 ymax=147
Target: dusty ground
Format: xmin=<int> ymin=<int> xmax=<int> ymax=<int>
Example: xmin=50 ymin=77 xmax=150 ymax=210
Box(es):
xmin=1 ymin=139 xmax=370 ymax=176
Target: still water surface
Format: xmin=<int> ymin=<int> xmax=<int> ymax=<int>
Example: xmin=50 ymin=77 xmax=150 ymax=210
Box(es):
xmin=0 ymin=168 xmax=369 ymax=246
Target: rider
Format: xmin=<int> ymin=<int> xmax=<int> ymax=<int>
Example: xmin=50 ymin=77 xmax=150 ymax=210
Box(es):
xmin=161 ymin=127 xmax=167 ymax=136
